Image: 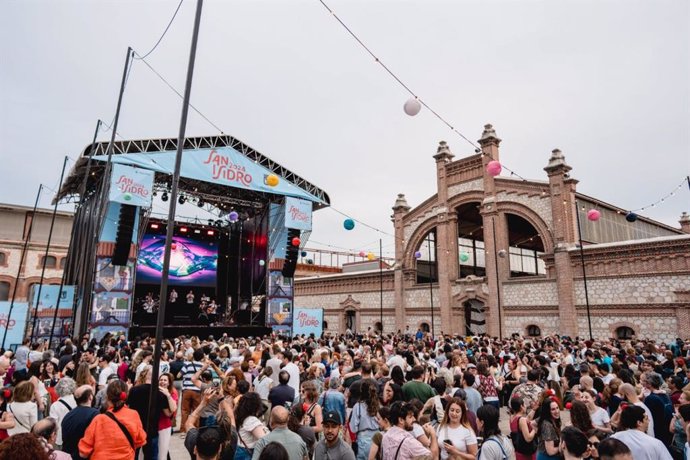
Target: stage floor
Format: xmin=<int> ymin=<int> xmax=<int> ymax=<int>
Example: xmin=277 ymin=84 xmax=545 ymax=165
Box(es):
xmin=129 ymin=324 xmax=271 ymax=340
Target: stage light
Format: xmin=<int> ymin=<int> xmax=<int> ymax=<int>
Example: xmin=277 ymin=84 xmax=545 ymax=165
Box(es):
xmin=197 ymin=199 xmax=204 ymax=208
xmin=180 ymin=227 xmax=188 ymax=233
xmin=207 ymin=230 xmax=215 ymax=236
xmin=152 ymin=191 xmax=157 ymax=197
xmin=208 ymin=219 xmax=214 ymax=226
xmin=194 ymin=229 xmax=201 ymax=234
xmin=178 ymin=195 xmax=187 ymax=205
xmin=161 ymin=192 xmax=168 ymax=202
xmin=151 ymin=223 xmax=159 ymax=229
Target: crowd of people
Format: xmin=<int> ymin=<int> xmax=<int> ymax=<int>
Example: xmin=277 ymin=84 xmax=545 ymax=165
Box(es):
xmin=1 ymin=329 xmax=690 ymax=460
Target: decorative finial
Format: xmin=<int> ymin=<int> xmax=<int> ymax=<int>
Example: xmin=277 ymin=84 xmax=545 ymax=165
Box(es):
xmin=392 ymin=193 xmax=411 ymax=212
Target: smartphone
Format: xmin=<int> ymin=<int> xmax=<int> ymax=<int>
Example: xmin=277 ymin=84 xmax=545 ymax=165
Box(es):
xmin=44 ymin=379 xmax=52 ymax=387
xmin=212 ymin=381 xmax=220 ymax=388
xmin=443 ymin=439 xmax=453 ymax=446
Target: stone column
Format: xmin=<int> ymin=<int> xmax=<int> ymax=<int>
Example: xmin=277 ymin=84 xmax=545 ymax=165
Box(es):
xmin=680 ymin=212 xmax=690 ymax=234
xmin=544 ymin=149 xmax=579 ymax=337
xmin=392 ymin=194 xmax=410 ymax=333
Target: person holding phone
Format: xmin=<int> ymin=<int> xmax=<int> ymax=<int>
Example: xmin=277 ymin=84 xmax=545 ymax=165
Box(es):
xmin=436 ymin=398 xmax=478 ymax=460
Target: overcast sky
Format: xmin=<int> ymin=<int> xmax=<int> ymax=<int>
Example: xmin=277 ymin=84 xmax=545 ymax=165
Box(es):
xmin=1 ymin=0 xmax=688 ymax=258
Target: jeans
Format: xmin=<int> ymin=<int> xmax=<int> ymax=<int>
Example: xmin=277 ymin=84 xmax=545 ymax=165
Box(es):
xmin=356 ymin=430 xmax=376 ymax=460
xmin=234 ymin=446 xmax=253 ymax=460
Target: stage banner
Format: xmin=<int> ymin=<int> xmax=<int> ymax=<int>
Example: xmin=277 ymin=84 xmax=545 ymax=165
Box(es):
xmin=292 ymin=308 xmax=323 ymax=337
xmin=90 ymin=257 xmax=133 ymax=327
xmin=284 ymin=197 xmax=312 ymax=231
xmin=31 ymin=285 xmax=76 ymax=343
xmin=109 ymin=163 xmax=154 ymax=207
xmin=92 ymin=147 xmax=324 ymax=204
xmin=33 ymin=285 xmax=76 ymax=311
xmin=0 ymin=302 xmax=28 ymax=349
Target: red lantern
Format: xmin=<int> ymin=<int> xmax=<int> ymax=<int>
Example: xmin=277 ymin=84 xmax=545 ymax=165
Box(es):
xmin=292 ymin=237 xmax=301 ymax=247
xmin=565 ymin=402 xmax=572 ymax=410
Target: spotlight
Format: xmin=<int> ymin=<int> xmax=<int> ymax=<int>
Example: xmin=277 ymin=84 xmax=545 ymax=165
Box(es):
xmin=152 ymin=191 xmax=157 ymax=197
xmin=178 ymin=195 xmax=186 ymax=205
xmin=197 ymin=199 xmax=204 ymax=208
xmin=208 ymin=219 xmax=214 ymax=226
xmin=161 ymin=192 xmax=168 ymax=202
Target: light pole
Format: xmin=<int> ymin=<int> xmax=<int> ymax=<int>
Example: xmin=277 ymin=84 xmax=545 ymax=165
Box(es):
xmin=574 ymin=201 xmax=593 ymax=340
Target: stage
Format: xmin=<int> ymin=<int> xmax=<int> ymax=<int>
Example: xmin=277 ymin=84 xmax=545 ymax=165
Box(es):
xmin=129 ymin=324 xmax=271 ymax=340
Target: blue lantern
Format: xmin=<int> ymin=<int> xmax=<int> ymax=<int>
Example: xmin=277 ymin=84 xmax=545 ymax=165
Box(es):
xmin=625 ymin=212 xmax=638 ymax=223
xmin=301 ymin=251 xmax=307 ymax=257
xmin=343 ymin=218 xmax=355 ymax=230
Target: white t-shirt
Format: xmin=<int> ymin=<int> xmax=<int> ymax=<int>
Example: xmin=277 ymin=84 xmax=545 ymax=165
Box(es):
xmin=283 ymin=362 xmax=301 ymax=398
xmin=98 ymin=366 xmax=115 ymax=388
xmin=590 ymin=406 xmax=610 ymax=429
xmin=611 ymin=429 xmax=672 ymax=460
xmin=238 ymin=415 xmax=267 ymax=449
xmin=633 ymin=401 xmax=655 ymax=437
xmin=436 ymin=424 xmax=477 ymax=460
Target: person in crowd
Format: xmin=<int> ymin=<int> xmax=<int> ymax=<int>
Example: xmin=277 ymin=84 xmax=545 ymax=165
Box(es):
xmin=299 ymin=380 xmax=323 ymax=436
xmin=179 ymin=348 xmax=205 ymax=434
xmin=610 ymin=405 xmax=672 ymax=460
xmin=235 ymin=392 xmax=268 ymax=460
xmin=435 ymin=397 xmax=477 ymax=460
xmin=287 ymin=404 xmax=316 ymax=458
xmin=0 ymin=432 xmax=52 ymax=460
xmin=570 ymin=400 xmax=595 ymax=434
xmin=510 ymin=397 xmax=537 ymax=460
xmin=157 ymin=372 xmax=178 ymax=460
xmin=640 ymin=371 xmax=673 ymax=446
xmin=380 ymin=380 xmax=403 ymax=408
xmin=611 ymin=383 xmax=655 ymax=437
xmin=596 ymin=438 xmax=633 ymax=460
xmin=312 ymin=409 xmax=356 ymax=460
xmin=402 ymin=366 xmax=435 ymax=403
xmin=268 ymin=370 xmax=296 ymax=409
xmin=279 ymin=350 xmax=301 ymax=398
xmin=257 ymin=442 xmax=290 ymax=460
xmin=61 ymin=384 xmax=98 ymax=460
xmin=349 ymin=379 xmax=381 ymax=460
xmin=511 ymin=369 xmax=544 ymax=416
xmin=78 ymin=379 xmax=147 ymax=460
xmin=31 ymin=417 xmax=71 ymax=459
xmin=536 ymin=398 xmax=561 ymax=460
xmin=476 ymin=404 xmax=515 ymax=460
xmin=462 ymin=371 xmax=484 ymax=415
xmin=368 ymin=406 xmax=391 ymax=460
xmin=319 ymin=377 xmax=347 ymax=424
xmin=580 ymin=389 xmax=612 ymax=433
xmin=184 ymin=388 xmax=238 ymax=460
xmin=6 ymin=381 xmax=37 ymax=436
xmin=559 ymin=426 xmax=589 ymax=460
xmin=126 ymin=365 xmax=172 ymax=460
xmin=476 ymin=363 xmax=502 ymax=409
xmin=48 ymin=376 xmax=76 ymax=450
xmin=381 ymin=401 xmax=438 ymax=460
xmin=251 ymin=405 xmax=308 ymax=460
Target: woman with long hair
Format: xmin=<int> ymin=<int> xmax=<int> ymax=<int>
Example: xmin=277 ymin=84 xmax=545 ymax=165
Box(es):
xmin=381 ymin=380 xmax=403 ymax=407
xmin=509 ymin=397 xmax=537 ymax=460
xmin=476 ymin=404 xmax=515 ymax=460
xmin=476 ymin=362 xmax=502 ymax=409
xmin=74 ymin=362 xmax=96 ymax=392
xmin=390 ymin=366 xmax=405 ymax=387
xmin=6 ymin=381 xmax=36 ymax=436
xmin=536 ymin=398 xmax=561 ymax=460
xmin=602 ymin=378 xmax=623 ymax=416
xmin=435 ymin=397 xmax=478 ymax=460
xmin=501 ymin=358 xmax=521 ymax=407
xmin=0 ymin=433 xmax=52 ymax=460
xmin=349 ymin=379 xmax=381 ymax=460
xmin=288 ymin=404 xmax=316 ymax=459
xmin=157 ymin=372 xmax=178 ymax=460
xmin=580 ymin=389 xmax=612 ymax=433
xmin=300 ymin=381 xmax=323 ymax=435
xmin=79 ymin=379 xmax=146 ymax=459
xmin=569 ymin=400 xmax=594 ymax=434
xmin=27 ymin=360 xmax=48 ymax=418
xmin=234 ymin=392 xmax=268 ymax=460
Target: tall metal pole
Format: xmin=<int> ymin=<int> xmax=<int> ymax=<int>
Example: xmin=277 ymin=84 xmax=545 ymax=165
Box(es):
xmin=1 ymin=185 xmax=42 ymax=349
xmin=575 ymin=201 xmax=593 ymax=340
xmin=427 ymin=233 xmax=435 ymax=337
xmin=379 ymin=238 xmax=383 ymax=334
xmin=30 ymin=156 xmax=69 ymax=342
xmin=147 ymin=0 xmax=204 ymax=440
xmin=491 ymin=217 xmax=503 ymax=340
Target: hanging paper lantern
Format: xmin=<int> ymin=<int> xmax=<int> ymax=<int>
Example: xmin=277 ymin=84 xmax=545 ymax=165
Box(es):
xmin=259 ymin=260 xmax=265 ymax=266
xmin=291 ymin=237 xmax=301 ymax=247
xmin=266 ymin=174 xmax=279 ymax=187
xmin=343 ymin=219 xmax=355 ymax=231
xmin=301 ymin=251 xmax=307 ymax=257
xmin=587 ymin=209 xmax=601 ymax=222
xmin=228 ymin=211 xmax=239 ymax=222
xmin=367 ymin=252 xmax=375 ymax=261
xmin=403 ymin=98 xmax=422 ymax=116
xmin=459 ymin=252 xmax=469 ymax=262
xmin=123 ymin=192 xmax=132 ymax=201
xmin=414 ymin=251 xmax=422 ymax=259
xmin=625 ymin=212 xmax=638 ymax=223
xmin=359 ymin=251 xmax=366 ymax=257
xmin=486 ymin=160 xmax=502 ymax=177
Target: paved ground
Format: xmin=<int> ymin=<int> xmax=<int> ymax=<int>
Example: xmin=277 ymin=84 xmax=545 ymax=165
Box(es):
xmin=166 ymin=406 xmax=571 ymax=459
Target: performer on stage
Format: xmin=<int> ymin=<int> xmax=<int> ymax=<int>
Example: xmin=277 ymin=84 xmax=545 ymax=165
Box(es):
xmin=186 ymin=290 xmax=195 ymax=305
xmin=169 ymin=288 xmax=178 ymax=304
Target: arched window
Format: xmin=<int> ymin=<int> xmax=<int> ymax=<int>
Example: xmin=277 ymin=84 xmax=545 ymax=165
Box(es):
xmin=420 ymin=322 xmax=430 ymax=333
xmin=374 ymin=321 xmax=383 ymax=332
xmin=42 ymin=255 xmax=57 ymax=268
xmin=0 ymin=281 xmax=10 ymax=301
xmin=323 ymin=320 xmax=329 ymax=330
xmin=0 ymin=253 xmax=6 ymax=265
xmin=526 ymin=325 xmax=541 ymax=337
xmin=59 ymin=257 xmax=66 ymax=269
xmin=457 ymin=202 xmax=486 ymax=277
xmin=416 ymin=229 xmax=438 ymax=283
xmin=506 ymin=214 xmax=545 ymax=277
xmin=615 ymin=326 xmax=635 ymax=340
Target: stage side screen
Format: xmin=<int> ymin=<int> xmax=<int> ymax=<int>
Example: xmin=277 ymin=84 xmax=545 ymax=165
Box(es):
xmin=136 ymin=233 xmax=218 ymax=286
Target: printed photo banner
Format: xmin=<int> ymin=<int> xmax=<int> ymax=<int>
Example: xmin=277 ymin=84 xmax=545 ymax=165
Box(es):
xmin=109 ymin=163 xmax=154 ymax=207
xmin=284 ymin=197 xmax=313 ymax=231
xmin=292 ymin=307 xmax=323 ymax=337
xmin=33 ymin=285 xmax=76 ymax=311
xmin=0 ymin=302 xmax=28 ymax=348
xmin=93 ymin=147 xmax=324 ymax=204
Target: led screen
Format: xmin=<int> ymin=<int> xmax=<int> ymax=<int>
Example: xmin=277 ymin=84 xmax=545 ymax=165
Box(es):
xmin=136 ymin=234 xmax=218 ymax=286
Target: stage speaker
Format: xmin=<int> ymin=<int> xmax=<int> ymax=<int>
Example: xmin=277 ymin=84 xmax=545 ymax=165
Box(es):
xmin=281 ymin=228 xmax=300 ymax=278
xmin=112 ymin=204 xmax=137 ymax=266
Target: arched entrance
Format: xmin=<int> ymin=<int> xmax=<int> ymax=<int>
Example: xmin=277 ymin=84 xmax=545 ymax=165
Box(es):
xmin=463 ymin=299 xmax=486 ymax=336
xmin=344 ymin=309 xmax=356 ymax=332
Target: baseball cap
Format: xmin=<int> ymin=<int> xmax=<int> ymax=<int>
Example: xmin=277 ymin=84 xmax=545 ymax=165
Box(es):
xmin=323 ymin=410 xmax=342 ymax=425
xmin=467 ymin=363 xmax=476 ymax=369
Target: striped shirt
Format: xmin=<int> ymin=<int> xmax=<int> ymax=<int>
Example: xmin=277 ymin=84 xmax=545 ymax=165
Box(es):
xmin=180 ymin=361 xmax=203 ymax=392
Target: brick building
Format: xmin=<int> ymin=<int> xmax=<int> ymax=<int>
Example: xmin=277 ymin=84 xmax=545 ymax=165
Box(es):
xmin=295 ymin=125 xmax=690 ymax=341
xmin=0 ymin=203 xmax=73 ymax=303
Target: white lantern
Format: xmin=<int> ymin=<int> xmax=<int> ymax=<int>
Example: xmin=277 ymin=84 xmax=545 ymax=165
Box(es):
xmin=403 ymin=98 xmax=422 ymax=116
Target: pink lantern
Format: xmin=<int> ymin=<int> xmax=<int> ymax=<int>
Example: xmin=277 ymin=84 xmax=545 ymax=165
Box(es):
xmin=486 ymin=160 xmax=502 ymax=176
xmin=358 ymin=251 xmax=366 ymax=257
xmin=587 ymin=209 xmax=601 ymax=221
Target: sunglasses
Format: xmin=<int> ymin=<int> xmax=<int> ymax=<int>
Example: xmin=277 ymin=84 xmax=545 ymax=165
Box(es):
xmin=588 ymin=441 xmax=600 ymax=448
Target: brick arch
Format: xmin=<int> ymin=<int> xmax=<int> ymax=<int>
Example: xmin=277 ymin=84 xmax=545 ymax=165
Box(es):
xmin=403 ymin=217 xmax=438 ymax=269
xmin=609 ymin=321 xmax=637 ymax=339
xmin=497 ymin=202 xmax=554 ymax=253
xmin=525 ymin=324 xmax=543 ymax=337
xmin=447 ymin=191 xmax=486 ymax=213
